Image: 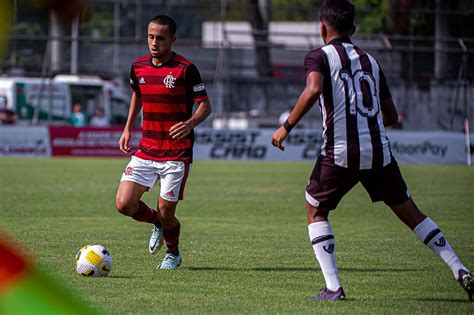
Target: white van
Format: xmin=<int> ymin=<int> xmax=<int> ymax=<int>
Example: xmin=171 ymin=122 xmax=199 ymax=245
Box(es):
xmin=0 ymin=75 xmax=130 ymax=125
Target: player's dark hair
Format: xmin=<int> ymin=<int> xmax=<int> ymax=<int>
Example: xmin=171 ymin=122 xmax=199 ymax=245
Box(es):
xmin=148 ymin=15 xmax=177 ymax=35
xmin=320 ymin=0 xmax=355 ymax=32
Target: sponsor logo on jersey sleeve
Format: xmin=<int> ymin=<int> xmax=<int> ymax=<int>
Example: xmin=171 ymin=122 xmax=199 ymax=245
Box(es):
xmin=193 ymin=83 xmax=206 ymax=92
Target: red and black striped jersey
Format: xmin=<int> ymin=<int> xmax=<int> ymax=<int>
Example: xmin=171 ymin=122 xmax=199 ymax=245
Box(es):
xmin=130 ymin=53 xmax=208 ymax=162
xmin=305 ymin=37 xmax=392 ymax=170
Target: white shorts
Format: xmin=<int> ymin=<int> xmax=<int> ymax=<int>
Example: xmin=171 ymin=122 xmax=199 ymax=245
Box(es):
xmin=120 ymin=156 xmax=191 ymax=202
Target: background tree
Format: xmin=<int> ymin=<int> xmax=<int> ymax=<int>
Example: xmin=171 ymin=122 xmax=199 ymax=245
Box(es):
xmin=248 ymin=0 xmax=272 ymax=77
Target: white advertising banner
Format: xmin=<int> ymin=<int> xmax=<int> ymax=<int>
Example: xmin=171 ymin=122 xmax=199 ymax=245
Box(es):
xmin=0 ymin=126 xmax=470 ymax=164
xmin=386 ymin=131 xmax=467 ymax=164
xmin=0 ymin=126 xmax=51 ymax=157
xmin=194 ymin=129 xmax=472 ymax=164
xmin=194 ymin=129 xmax=321 ymax=161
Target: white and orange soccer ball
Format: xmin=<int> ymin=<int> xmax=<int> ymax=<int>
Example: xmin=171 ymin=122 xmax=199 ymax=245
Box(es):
xmin=75 ymin=244 xmax=112 ymax=277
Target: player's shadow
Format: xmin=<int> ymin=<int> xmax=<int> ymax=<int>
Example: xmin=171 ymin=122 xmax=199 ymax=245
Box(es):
xmin=412 ymin=297 xmax=469 ymax=303
xmin=186 ymin=266 xmax=311 ymax=272
xmin=339 ymin=267 xmax=424 ymax=273
xmin=185 ymin=266 xmax=422 ymax=273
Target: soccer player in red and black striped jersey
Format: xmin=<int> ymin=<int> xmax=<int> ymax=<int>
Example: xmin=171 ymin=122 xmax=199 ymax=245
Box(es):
xmin=271 ymin=0 xmax=472 ymax=301
xmin=115 ymin=15 xmax=211 ymax=270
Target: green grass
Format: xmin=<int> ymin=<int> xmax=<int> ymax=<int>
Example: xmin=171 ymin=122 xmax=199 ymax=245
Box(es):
xmin=0 ymin=158 xmax=473 ymax=314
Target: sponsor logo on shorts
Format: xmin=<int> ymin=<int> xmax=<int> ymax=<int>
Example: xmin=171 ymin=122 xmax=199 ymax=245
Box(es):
xmin=124 ymin=167 xmax=133 ymax=176
xmin=166 ymin=190 xmax=175 ymax=197
xmin=193 ymin=83 xmax=205 ymax=92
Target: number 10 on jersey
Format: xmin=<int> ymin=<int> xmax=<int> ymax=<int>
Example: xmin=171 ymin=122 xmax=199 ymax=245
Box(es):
xmin=339 ymin=69 xmax=380 ymax=118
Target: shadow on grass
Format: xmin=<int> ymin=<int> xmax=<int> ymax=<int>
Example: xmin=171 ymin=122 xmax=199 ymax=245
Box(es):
xmin=107 ymin=275 xmax=133 ymax=279
xmin=185 ymin=266 xmax=312 ymax=272
xmin=412 ymin=297 xmax=470 ymax=303
xmin=339 ymin=267 xmax=423 ymax=273
xmin=185 ymin=266 xmax=423 ymax=273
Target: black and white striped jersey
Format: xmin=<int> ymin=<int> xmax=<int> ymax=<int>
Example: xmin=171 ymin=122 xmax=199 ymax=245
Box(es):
xmin=305 ymin=37 xmax=393 ymax=170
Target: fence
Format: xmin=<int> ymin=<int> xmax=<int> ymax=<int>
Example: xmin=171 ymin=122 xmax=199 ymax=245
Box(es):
xmin=1 ymin=0 xmax=473 ymax=130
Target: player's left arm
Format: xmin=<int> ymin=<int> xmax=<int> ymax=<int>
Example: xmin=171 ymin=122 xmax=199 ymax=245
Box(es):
xmin=271 ymin=71 xmax=323 ymax=151
xmin=170 ymin=99 xmax=212 ymax=140
xmin=377 ymin=65 xmax=398 ymax=127
xmin=380 ymin=97 xmax=398 ymax=127
xmin=170 ymin=64 xmax=212 ymax=140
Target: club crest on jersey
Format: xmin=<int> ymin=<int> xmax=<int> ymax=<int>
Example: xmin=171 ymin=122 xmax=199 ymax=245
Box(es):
xmin=163 ymin=74 xmax=176 ymax=88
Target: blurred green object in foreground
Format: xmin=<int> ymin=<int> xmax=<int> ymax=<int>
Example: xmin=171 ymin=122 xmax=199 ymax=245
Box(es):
xmin=0 ymin=236 xmax=95 ymax=315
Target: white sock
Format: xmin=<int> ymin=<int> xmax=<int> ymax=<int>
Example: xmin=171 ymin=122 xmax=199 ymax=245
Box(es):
xmin=413 ymin=217 xmax=467 ymax=278
xmin=308 ymin=221 xmax=341 ymax=291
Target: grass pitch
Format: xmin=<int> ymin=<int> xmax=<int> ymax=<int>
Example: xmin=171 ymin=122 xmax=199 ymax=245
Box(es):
xmin=1 ymin=158 xmax=473 ymax=314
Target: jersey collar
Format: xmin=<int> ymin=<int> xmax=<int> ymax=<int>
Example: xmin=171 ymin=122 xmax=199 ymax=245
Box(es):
xmin=149 ymin=52 xmax=175 ymax=68
xmin=327 ymin=37 xmax=352 ymax=45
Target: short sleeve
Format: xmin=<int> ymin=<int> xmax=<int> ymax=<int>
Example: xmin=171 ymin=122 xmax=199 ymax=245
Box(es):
xmin=379 ymin=66 xmax=392 ymax=100
xmin=185 ymin=64 xmax=208 ymax=102
xmin=129 ymin=66 xmax=139 ymax=93
xmin=304 ymin=49 xmax=327 ymax=77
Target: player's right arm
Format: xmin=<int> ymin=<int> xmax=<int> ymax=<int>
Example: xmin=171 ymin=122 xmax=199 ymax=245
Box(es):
xmin=271 ymin=71 xmax=323 ymax=151
xmin=119 ymin=91 xmax=142 ymax=154
xmin=286 ymin=71 xmax=323 ymax=126
xmin=271 ymin=49 xmax=325 ymax=151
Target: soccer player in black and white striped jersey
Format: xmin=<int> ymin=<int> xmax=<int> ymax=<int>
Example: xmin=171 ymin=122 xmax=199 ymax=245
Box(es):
xmin=271 ymin=0 xmax=473 ymax=301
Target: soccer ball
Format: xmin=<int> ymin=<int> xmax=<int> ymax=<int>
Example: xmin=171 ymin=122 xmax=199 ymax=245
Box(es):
xmin=75 ymin=244 xmax=112 ymax=277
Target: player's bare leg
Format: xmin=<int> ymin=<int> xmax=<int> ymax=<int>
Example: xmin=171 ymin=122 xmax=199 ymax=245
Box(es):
xmin=157 ymin=197 xmax=180 ymax=229
xmin=156 ymin=197 xmax=182 ymax=269
xmin=389 ymin=198 xmax=426 ymax=229
xmin=116 ymin=181 xmax=164 ymax=253
xmin=306 ymin=203 xmax=346 ymax=301
xmin=390 ymin=198 xmax=472 ymax=301
xmin=115 ymin=181 xmax=149 ymax=216
xmin=306 ymin=203 xmax=330 ymax=223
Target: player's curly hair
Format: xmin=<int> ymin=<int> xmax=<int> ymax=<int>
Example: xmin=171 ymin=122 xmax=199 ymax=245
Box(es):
xmin=320 ymin=0 xmax=355 ymax=32
xmin=148 ymin=15 xmax=177 ymax=35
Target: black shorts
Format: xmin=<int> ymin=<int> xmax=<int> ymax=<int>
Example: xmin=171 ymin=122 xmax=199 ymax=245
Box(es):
xmin=305 ymin=156 xmax=410 ymax=210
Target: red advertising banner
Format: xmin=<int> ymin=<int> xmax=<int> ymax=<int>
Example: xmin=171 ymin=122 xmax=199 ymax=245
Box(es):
xmin=49 ymin=126 xmax=141 ymax=157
